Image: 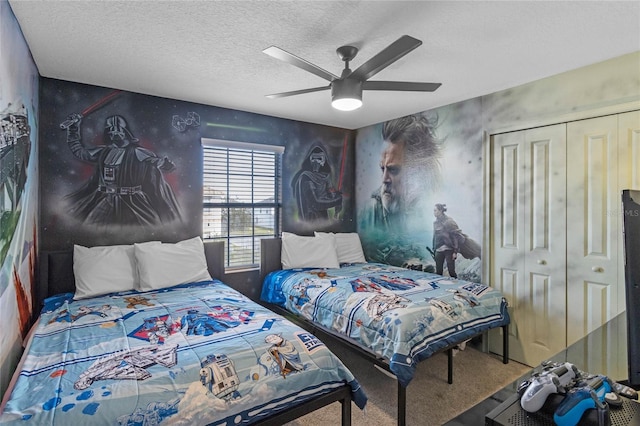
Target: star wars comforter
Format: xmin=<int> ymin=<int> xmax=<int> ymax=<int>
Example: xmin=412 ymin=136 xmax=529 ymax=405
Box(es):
xmin=261 ymin=263 xmax=510 ymax=388
xmin=0 ymin=280 xmax=366 ymax=425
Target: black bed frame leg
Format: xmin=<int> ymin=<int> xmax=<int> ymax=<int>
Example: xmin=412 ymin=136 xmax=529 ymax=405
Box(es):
xmin=341 ymin=397 xmax=352 ymax=426
xmin=397 ymin=382 xmax=406 ymax=426
xmin=447 ymin=347 xmax=453 ymax=384
xmin=502 ymin=324 xmax=509 ymax=364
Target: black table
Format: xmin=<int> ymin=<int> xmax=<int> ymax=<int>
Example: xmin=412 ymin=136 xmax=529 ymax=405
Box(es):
xmin=444 ymin=311 xmax=637 ymax=425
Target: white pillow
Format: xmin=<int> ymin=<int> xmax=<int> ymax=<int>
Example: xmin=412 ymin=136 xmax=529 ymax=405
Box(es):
xmin=315 ymin=232 xmax=366 ymax=264
xmin=73 ymin=244 xmax=137 ymax=300
xmin=281 ymin=232 xmax=340 ymax=269
xmin=135 ymin=236 xmax=212 ymax=291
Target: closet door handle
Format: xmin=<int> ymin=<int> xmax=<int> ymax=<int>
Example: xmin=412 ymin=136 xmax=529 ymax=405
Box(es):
xmin=592 ymin=266 xmax=604 ymax=273
xmin=537 ymin=260 xmax=547 ymax=265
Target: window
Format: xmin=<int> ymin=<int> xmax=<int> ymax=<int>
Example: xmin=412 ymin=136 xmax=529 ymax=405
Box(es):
xmin=202 ymin=139 xmax=283 ymax=270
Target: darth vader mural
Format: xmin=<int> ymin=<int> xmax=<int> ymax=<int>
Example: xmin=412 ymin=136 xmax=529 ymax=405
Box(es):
xmin=291 ymin=144 xmax=342 ymax=222
xmin=39 ymin=81 xmax=205 ymax=250
xmin=62 ymin=112 xmax=181 ymax=226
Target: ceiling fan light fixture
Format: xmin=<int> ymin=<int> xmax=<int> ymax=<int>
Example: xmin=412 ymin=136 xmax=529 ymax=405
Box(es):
xmin=264 ymin=36 xmax=441 ymax=110
xmin=331 ymin=79 xmax=362 ymax=111
xmin=332 ymin=97 xmax=362 ymax=112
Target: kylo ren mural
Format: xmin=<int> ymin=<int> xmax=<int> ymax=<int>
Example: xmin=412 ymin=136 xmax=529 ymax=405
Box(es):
xmin=291 ymin=144 xmax=342 ymax=222
xmin=283 ymin=131 xmax=354 ymax=235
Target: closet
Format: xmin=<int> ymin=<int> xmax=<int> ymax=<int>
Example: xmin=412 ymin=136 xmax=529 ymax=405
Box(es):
xmin=489 ymin=110 xmax=640 ymax=367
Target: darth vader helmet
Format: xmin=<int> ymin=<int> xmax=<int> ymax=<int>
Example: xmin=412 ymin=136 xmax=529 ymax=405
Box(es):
xmin=105 ymin=115 xmax=138 ymax=146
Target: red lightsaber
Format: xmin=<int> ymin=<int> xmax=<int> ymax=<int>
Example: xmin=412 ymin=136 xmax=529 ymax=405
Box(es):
xmin=59 ymin=89 xmax=122 ymax=129
xmin=337 ymin=132 xmax=348 ymax=191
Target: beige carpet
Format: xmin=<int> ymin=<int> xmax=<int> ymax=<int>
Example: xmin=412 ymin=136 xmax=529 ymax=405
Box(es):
xmin=285 ymin=339 xmax=530 ymax=426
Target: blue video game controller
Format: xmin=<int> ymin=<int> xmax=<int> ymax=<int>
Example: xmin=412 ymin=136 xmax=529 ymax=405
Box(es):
xmin=576 ymin=374 xmax=622 ymax=406
xmin=520 ymin=362 xmax=578 ymax=413
xmin=553 ymin=375 xmax=612 ymax=426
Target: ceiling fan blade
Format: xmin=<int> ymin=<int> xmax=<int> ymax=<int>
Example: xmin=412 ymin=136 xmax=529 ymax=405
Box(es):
xmin=263 ymin=46 xmax=339 ymax=82
xmin=362 ymin=81 xmax=441 ymax=92
xmin=265 ymin=85 xmax=331 ymax=99
xmin=351 ymin=35 xmax=422 ymax=82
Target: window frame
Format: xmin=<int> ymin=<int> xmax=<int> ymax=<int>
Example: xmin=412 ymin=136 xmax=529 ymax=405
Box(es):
xmin=201 ymin=138 xmax=284 ymax=271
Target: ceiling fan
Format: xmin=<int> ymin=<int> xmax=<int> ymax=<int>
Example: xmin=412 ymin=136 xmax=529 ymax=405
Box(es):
xmin=263 ymin=35 xmax=441 ymax=111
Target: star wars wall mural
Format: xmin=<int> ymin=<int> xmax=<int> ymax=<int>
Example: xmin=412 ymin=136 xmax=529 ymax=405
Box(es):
xmin=1 ymin=0 xmax=40 ymax=398
xmin=39 ymin=78 xmax=356 ymax=252
xmin=39 ymin=82 xmax=201 ymax=249
xmin=63 ymin=109 xmax=182 ymax=226
xmin=356 ymin=98 xmax=484 ymax=282
xmin=292 ymin=144 xmax=342 ymax=222
xmin=284 ymin=130 xmax=355 ymax=235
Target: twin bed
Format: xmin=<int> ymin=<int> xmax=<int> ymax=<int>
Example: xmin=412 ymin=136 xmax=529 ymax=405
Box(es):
xmin=0 ymin=237 xmax=365 ymax=425
xmin=259 ymin=233 xmax=510 ymax=425
xmin=1 ymin=232 xmax=510 ymax=426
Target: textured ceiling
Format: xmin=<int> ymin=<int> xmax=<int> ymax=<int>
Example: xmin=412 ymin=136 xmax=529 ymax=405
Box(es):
xmin=8 ymin=0 xmax=640 ymax=130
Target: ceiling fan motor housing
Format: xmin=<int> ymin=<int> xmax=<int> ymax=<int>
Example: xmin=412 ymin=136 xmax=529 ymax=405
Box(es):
xmin=331 ymin=78 xmax=363 ymax=111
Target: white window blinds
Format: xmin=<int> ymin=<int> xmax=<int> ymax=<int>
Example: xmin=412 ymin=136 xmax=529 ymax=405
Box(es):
xmin=202 ymin=138 xmax=283 ymax=269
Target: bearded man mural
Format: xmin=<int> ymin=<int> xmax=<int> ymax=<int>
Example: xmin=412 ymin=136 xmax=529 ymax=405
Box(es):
xmin=359 ymin=113 xmax=441 ymax=268
xmin=64 ymin=113 xmax=181 ymax=226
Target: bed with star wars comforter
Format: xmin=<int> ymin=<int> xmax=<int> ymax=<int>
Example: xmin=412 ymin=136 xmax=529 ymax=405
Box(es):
xmin=0 ymin=280 xmax=366 ymax=425
xmin=261 ymin=263 xmax=510 ymax=388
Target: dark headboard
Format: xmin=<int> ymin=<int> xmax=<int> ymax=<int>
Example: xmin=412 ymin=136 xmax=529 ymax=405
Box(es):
xmin=260 ymin=238 xmax=282 ymax=283
xmin=36 ymin=241 xmax=225 ymax=313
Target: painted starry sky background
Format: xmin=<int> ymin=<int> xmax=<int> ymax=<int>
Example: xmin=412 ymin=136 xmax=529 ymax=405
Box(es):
xmin=38 ymin=78 xmax=355 ymax=251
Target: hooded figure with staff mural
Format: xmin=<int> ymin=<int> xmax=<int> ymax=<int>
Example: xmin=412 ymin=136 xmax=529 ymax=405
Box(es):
xmin=428 ymin=203 xmax=482 ymax=279
xmin=61 ymin=91 xmax=181 ymax=226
